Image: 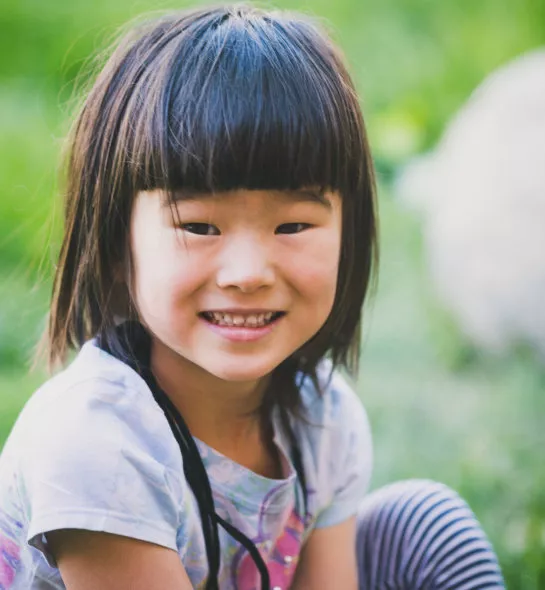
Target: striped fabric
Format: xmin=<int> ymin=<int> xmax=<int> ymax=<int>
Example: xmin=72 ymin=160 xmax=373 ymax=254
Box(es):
xmin=356 ymin=480 xmax=505 ymax=589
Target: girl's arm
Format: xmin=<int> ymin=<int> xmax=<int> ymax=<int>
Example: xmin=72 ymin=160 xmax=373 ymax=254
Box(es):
xmin=290 ymin=516 xmax=358 ymax=590
xmin=47 ymin=529 xmax=194 ymax=590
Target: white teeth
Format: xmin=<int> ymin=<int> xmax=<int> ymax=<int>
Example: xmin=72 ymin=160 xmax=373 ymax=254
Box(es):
xmin=232 ymin=314 xmax=245 ymax=326
xmin=205 ymin=311 xmax=279 ymax=327
xmin=247 ymin=314 xmax=258 ymax=326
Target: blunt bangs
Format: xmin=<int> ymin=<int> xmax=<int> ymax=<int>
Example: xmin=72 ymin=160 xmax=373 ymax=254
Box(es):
xmin=122 ymin=8 xmax=365 ymax=197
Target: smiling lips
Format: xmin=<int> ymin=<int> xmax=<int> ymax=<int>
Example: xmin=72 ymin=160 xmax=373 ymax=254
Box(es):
xmin=201 ymin=311 xmax=284 ymax=328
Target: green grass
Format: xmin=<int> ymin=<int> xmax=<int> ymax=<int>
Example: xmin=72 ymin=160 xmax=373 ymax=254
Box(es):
xmin=1 ymin=0 xmax=545 ymax=587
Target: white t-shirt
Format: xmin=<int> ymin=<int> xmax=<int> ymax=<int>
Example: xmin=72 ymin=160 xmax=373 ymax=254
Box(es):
xmin=0 ymin=341 xmax=372 ymax=589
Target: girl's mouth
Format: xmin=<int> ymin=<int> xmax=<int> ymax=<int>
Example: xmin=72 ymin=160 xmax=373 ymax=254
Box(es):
xmin=199 ymin=311 xmax=285 ymax=328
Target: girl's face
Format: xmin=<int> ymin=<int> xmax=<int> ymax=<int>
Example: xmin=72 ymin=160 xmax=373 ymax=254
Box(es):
xmin=129 ymin=189 xmax=342 ymax=385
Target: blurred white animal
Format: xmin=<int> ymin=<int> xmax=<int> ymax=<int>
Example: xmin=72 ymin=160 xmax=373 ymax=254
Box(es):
xmin=395 ymin=49 xmax=545 ymax=361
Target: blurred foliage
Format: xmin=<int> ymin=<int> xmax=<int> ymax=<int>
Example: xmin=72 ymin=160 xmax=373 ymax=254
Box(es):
xmin=1 ymin=0 xmax=544 ymax=587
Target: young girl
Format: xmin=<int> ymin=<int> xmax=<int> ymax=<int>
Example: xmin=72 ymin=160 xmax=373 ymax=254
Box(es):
xmin=0 ymin=5 xmax=504 ymax=589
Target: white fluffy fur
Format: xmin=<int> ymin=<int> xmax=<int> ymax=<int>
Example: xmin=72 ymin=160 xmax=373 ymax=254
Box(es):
xmin=395 ymin=49 xmax=545 ymax=360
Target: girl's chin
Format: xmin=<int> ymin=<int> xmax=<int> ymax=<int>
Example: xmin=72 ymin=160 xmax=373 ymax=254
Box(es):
xmin=205 ymin=365 xmax=273 ymax=384
xmin=193 ymin=349 xmax=286 ymax=382
xmin=196 ymin=353 xmax=283 ymax=383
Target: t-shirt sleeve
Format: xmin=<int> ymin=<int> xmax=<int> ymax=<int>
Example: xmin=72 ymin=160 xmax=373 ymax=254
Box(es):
xmin=19 ymin=377 xmax=185 ymax=568
xmin=312 ymin=372 xmax=373 ymax=529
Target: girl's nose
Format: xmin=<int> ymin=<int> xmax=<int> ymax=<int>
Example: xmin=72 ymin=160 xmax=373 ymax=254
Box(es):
xmin=215 ymin=236 xmax=275 ymax=293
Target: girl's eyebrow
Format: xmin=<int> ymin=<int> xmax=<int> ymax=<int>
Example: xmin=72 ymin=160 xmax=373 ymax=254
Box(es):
xmin=169 ymin=189 xmax=332 ymax=208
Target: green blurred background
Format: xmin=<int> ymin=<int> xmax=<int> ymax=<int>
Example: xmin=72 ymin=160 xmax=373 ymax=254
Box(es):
xmin=1 ymin=0 xmax=544 ymax=586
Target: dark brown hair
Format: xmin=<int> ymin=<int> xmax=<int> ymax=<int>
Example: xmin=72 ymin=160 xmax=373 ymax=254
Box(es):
xmin=47 ymin=4 xmax=378 ymax=415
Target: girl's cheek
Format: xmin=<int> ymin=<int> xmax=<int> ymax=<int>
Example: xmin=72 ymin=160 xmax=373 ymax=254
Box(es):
xmin=137 ymin=232 xmax=192 ymax=277
xmin=292 ymin=259 xmax=338 ymax=286
xmin=160 ymin=251 xmax=213 ymax=297
xmin=286 ymin=234 xmax=340 ymax=280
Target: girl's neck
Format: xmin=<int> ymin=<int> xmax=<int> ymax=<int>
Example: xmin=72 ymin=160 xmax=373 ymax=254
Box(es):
xmin=150 ymin=338 xmax=282 ymax=477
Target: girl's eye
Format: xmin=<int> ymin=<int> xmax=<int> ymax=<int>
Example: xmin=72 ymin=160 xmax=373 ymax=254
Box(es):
xmin=275 ymin=223 xmax=312 ymax=235
xmin=179 ymin=223 xmax=220 ymax=236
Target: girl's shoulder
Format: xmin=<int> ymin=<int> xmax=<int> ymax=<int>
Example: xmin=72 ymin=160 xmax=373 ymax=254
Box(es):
xmin=289 ymin=362 xmax=373 ymax=528
xmin=6 ymin=340 xmax=180 ymax=476
xmin=28 ymin=340 xmax=152 ymax=410
xmin=23 ymin=339 xmax=156 ymax=411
